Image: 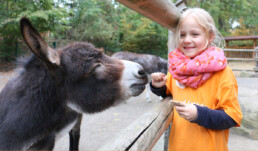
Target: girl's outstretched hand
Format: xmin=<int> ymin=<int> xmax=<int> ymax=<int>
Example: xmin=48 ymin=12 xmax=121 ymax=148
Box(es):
xmin=175 ymin=102 xmax=198 ymax=122
xmin=151 ymin=72 xmax=167 ymax=88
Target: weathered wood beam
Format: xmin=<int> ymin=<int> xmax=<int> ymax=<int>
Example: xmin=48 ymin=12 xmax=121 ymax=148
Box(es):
xmin=116 ymin=0 xmax=182 ymax=31
xmin=99 ymin=96 xmax=173 ymax=151
xmin=167 ymin=0 xmax=187 ymax=52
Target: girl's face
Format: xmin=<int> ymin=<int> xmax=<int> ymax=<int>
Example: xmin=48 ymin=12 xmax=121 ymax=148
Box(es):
xmin=178 ymin=16 xmax=211 ymax=58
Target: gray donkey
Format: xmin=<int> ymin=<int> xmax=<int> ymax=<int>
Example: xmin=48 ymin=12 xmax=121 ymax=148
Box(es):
xmin=0 ymin=18 xmax=148 ymax=150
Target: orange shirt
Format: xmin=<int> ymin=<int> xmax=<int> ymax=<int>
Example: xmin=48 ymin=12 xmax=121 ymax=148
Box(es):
xmin=166 ymin=66 xmax=243 ymax=151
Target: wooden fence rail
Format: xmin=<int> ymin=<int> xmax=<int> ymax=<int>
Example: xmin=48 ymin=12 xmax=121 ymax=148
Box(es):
xmin=99 ymin=0 xmax=256 ymax=150
xmin=98 ymin=48 xmax=258 ymax=151
xmin=99 ymin=97 xmax=173 ymax=151
xmin=224 ymin=47 xmax=258 ymax=61
xmin=224 ymin=47 xmax=258 ymax=72
xmin=116 ymin=0 xmax=182 ymax=32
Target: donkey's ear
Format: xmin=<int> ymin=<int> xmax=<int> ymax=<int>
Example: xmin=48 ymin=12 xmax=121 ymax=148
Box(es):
xmin=20 ymin=17 xmax=60 ymax=65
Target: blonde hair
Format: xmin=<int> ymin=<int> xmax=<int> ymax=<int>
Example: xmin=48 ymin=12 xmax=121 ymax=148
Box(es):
xmin=173 ymin=8 xmax=225 ymax=48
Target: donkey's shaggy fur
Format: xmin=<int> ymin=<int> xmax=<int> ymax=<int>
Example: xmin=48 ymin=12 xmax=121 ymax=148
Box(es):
xmin=0 ymin=18 xmax=148 ymax=150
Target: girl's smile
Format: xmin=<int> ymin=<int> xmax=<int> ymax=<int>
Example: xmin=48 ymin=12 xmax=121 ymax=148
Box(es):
xmin=183 ymin=46 xmax=196 ymax=51
xmin=178 ymin=16 xmax=211 ymax=58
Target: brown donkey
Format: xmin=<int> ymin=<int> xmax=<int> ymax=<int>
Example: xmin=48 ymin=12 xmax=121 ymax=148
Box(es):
xmin=0 ymin=18 xmax=148 ymax=150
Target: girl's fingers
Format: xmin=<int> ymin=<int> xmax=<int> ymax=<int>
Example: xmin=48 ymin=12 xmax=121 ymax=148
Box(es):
xmin=151 ymin=72 xmax=167 ymax=88
xmin=151 ymin=72 xmax=166 ymax=81
xmin=175 ymin=103 xmax=198 ymax=121
xmin=175 ymin=109 xmax=185 ymax=117
xmin=177 ymin=112 xmax=187 ymax=120
xmin=175 ymin=105 xmax=185 ymax=112
xmin=175 ymin=106 xmax=188 ymax=116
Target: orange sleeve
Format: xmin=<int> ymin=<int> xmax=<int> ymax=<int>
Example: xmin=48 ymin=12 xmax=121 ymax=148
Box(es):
xmin=166 ymin=72 xmax=173 ymax=96
xmin=216 ymin=68 xmax=243 ymax=127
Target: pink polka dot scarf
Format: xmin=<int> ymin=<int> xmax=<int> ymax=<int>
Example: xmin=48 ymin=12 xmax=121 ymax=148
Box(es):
xmin=168 ymin=46 xmax=227 ymax=88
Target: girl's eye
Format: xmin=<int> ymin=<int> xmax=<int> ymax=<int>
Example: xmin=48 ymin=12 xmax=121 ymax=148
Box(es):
xmin=192 ymin=33 xmax=199 ymax=37
xmin=180 ymin=34 xmax=186 ymax=38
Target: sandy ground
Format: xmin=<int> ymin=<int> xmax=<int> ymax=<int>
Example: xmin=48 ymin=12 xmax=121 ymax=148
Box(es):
xmin=51 ymin=89 xmax=258 ymax=151
xmin=228 ymin=61 xmax=255 ymax=70
xmin=0 ymin=66 xmax=258 ymax=150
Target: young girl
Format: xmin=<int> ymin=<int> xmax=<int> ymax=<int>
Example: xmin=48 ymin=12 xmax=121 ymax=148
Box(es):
xmin=150 ymin=8 xmax=243 ymax=151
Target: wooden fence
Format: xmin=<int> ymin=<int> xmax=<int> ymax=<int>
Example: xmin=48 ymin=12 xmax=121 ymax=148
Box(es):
xmin=97 ymin=48 xmax=258 ymax=151
xmin=224 ymin=47 xmax=258 ymax=72
xmin=224 ymin=48 xmax=257 ymax=61
xmin=97 ymin=0 xmax=257 ymax=148
xmin=99 ymin=96 xmax=173 ymax=151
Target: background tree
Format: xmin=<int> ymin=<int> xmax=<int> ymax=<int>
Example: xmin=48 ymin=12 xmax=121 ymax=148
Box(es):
xmin=59 ymin=0 xmax=168 ymax=56
xmin=118 ymin=6 xmax=168 ymax=57
xmin=64 ymin=0 xmax=119 ymax=49
xmin=0 ymin=0 xmax=256 ymax=62
xmin=185 ymin=0 xmax=257 ymax=36
xmin=0 ymin=0 xmax=69 ymax=61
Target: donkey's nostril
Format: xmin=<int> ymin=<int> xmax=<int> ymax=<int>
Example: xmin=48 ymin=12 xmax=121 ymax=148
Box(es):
xmin=137 ymin=69 xmax=148 ymax=84
xmin=138 ymin=69 xmax=146 ymax=76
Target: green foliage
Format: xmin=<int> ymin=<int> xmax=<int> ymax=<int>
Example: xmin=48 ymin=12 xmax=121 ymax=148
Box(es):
xmin=186 ymin=0 xmax=257 ymax=36
xmin=64 ymin=0 xmax=119 ymax=48
xmin=0 ymin=0 xmax=256 ymax=62
xmin=118 ymin=7 xmax=168 ymax=57
xmin=65 ymin=1 xmax=168 ymax=57
xmin=0 ymin=0 xmax=70 ymax=61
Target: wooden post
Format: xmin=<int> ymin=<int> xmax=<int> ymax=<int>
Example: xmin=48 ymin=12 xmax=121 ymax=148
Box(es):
xmin=167 ymin=0 xmax=187 ymax=52
xmin=252 ymin=39 xmax=257 ymax=58
xmin=99 ymin=97 xmax=174 ymax=151
xmin=112 ymin=1 xmax=187 ymax=150
xmin=166 ymin=2 xmax=186 ymax=150
xmin=253 ymin=47 xmax=258 ymax=72
xmin=116 ymin=0 xmax=181 ymax=31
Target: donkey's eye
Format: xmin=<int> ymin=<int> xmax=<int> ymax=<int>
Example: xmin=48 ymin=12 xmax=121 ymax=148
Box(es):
xmin=91 ymin=63 xmax=101 ymax=73
xmin=84 ymin=63 xmax=101 ymax=78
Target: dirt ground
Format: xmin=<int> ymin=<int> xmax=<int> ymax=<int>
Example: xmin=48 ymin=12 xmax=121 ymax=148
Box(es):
xmin=52 ymin=88 xmax=258 ymax=151
xmin=0 ymin=62 xmax=258 ymax=150
xmin=228 ymin=61 xmax=255 ymax=77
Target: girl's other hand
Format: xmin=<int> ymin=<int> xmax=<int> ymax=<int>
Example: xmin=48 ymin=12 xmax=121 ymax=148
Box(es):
xmin=151 ymin=72 xmax=167 ymax=88
xmin=175 ymin=102 xmax=198 ymax=122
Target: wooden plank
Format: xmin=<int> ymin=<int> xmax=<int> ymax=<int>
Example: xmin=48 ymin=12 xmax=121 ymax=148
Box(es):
xmin=227 ymin=58 xmax=254 ymax=61
xmin=116 ymin=0 xmax=181 ymax=31
xmin=255 ymin=47 xmax=258 ymax=72
xmin=99 ymin=96 xmax=173 ymax=151
xmin=224 ymin=35 xmax=258 ymax=41
xmin=231 ymin=68 xmax=254 ymax=72
xmin=224 ymin=48 xmax=258 ymax=52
